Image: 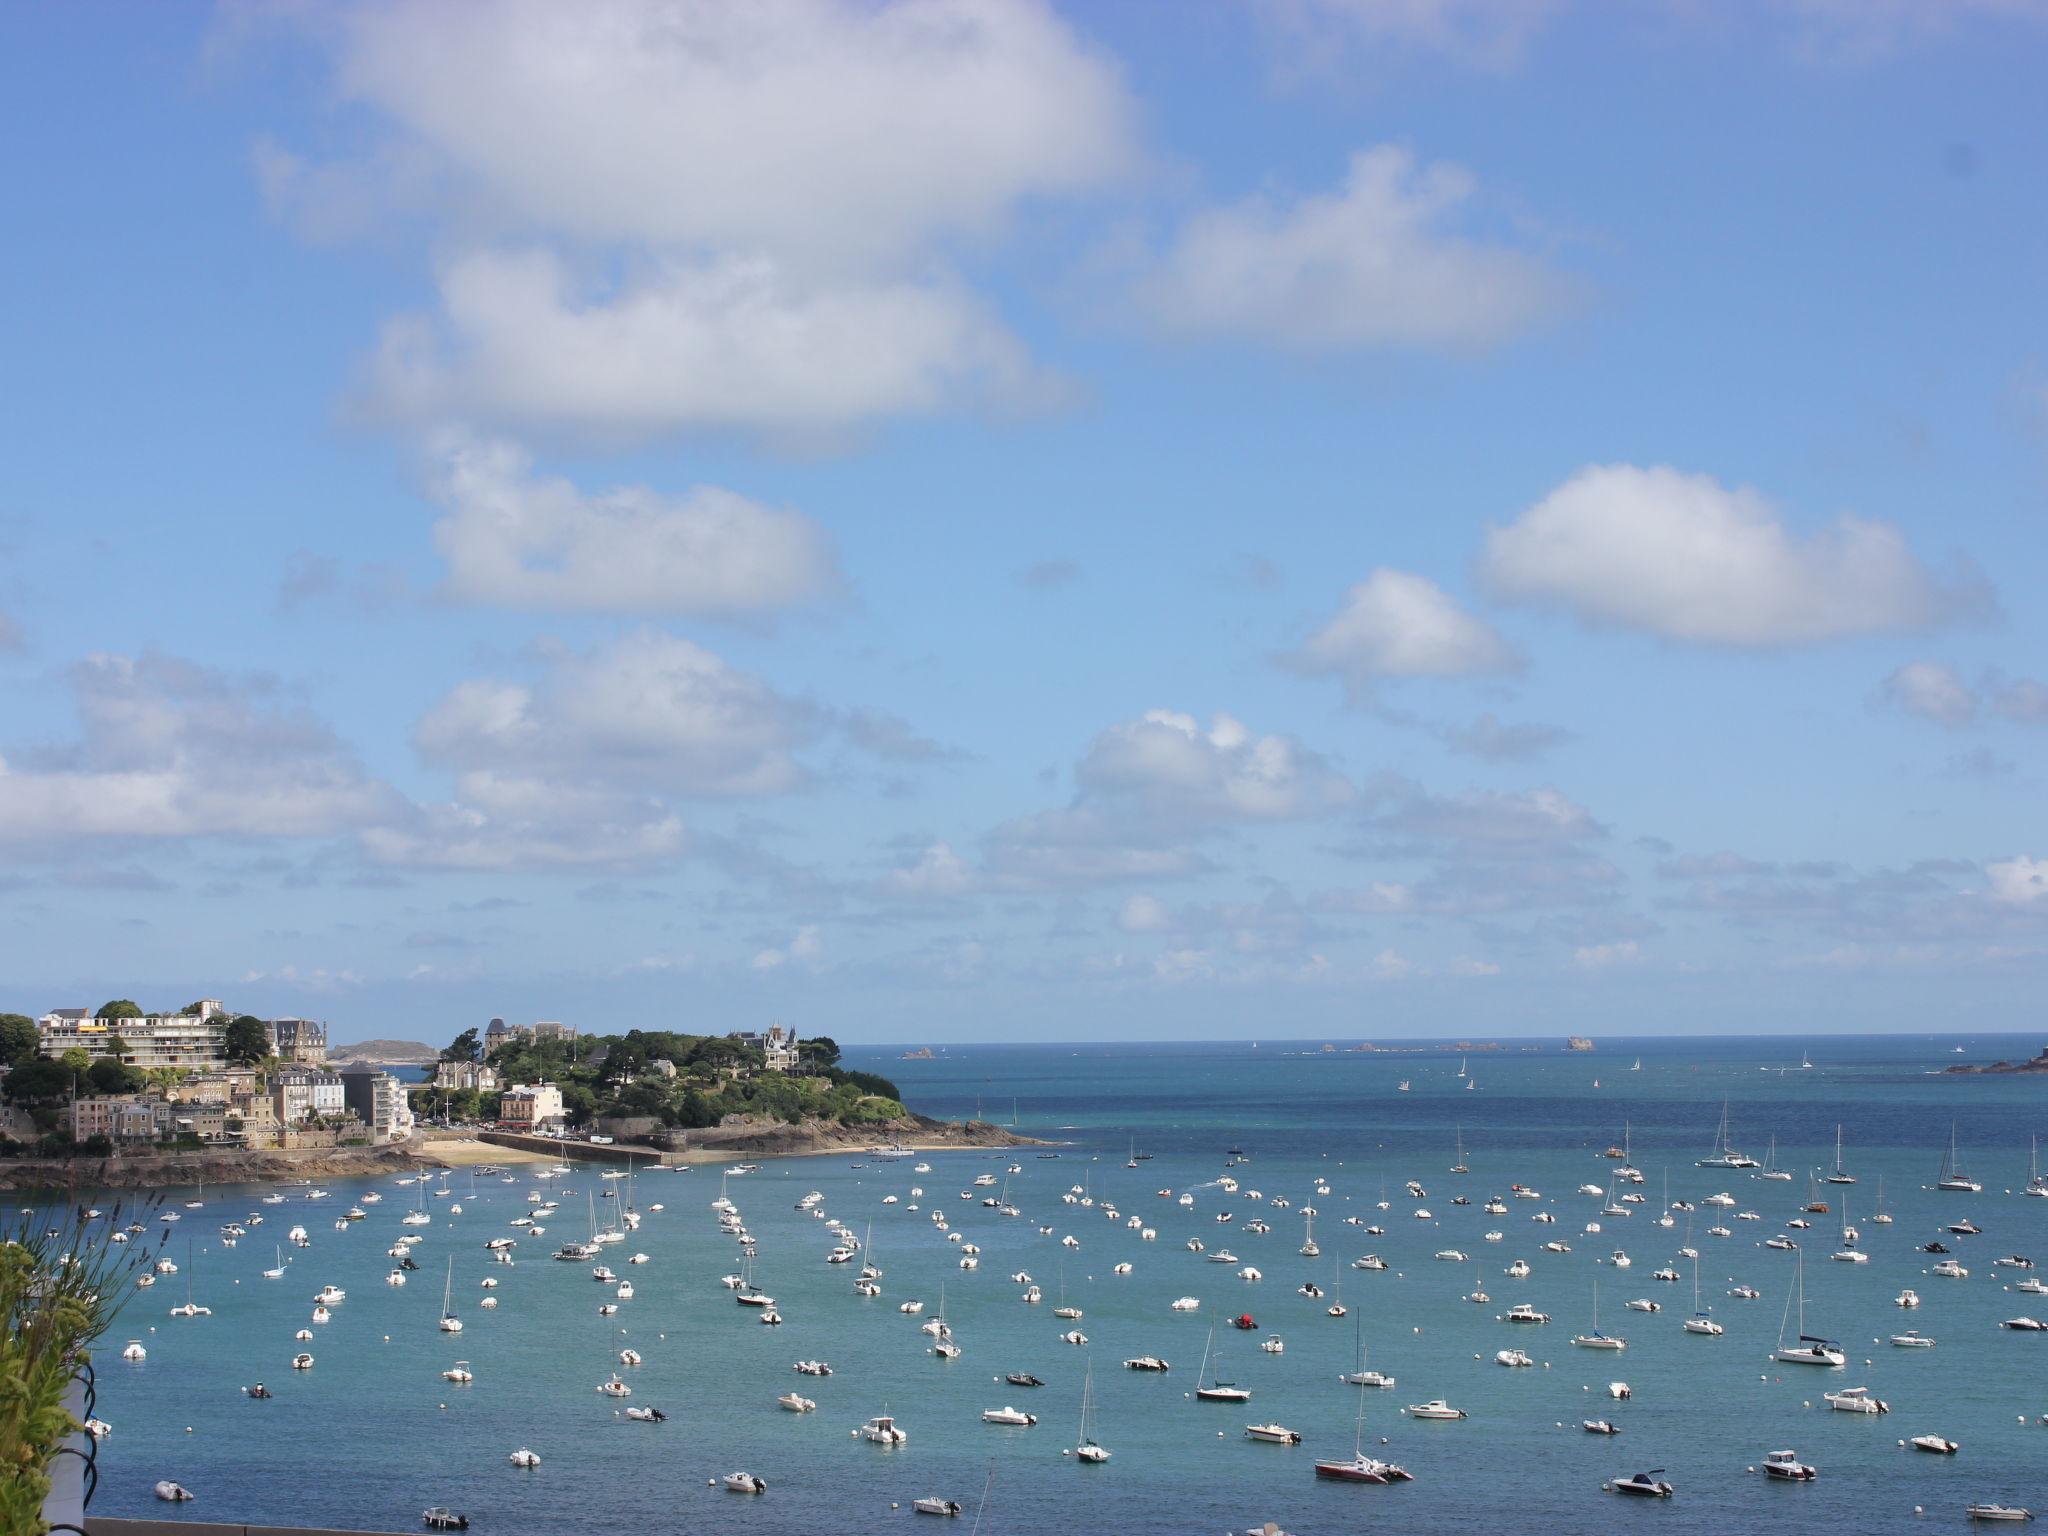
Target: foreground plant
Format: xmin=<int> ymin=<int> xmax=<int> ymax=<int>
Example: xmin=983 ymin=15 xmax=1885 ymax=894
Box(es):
xmin=0 ymin=1195 xmax=157 ymax=1536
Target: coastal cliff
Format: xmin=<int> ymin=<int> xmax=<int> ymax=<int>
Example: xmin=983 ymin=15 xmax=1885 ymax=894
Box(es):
xmin=1942 ymin=1045 xmax=2048 ymax=1075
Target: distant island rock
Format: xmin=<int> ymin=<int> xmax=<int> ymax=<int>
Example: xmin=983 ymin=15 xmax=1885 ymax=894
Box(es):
xmin=900 ymin=1047 xmax=936 ymax=1059
xmin=1943 ymin=1045 xmax=2048 ymax=1075
xmin=330 ymin=1038 xmax=440 ymax=1065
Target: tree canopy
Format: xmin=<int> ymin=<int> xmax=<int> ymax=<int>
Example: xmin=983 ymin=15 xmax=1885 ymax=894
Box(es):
xmin=441 ymin=1026 xmax=482 ymax=1063
xmin=0 ymin=1014 xmax=37 ymax=1068
xmin=95 ymin=1000 xmax=143 ymax=1020
xmin=222 ymin=1015 xmax=270 ymax=1064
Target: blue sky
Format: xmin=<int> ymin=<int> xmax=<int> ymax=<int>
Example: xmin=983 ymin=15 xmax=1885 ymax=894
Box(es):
xmin=2 ymin=0 xmax=2044 ymax=1043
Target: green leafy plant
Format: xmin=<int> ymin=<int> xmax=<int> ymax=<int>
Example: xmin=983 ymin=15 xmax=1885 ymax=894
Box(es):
xmin=1 ymin=1197 xmax=157 ymax=1536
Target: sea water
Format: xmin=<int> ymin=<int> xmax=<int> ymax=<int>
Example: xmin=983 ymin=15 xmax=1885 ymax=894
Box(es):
xmin=83 ymin=1034 xmax=2048 ymax=1533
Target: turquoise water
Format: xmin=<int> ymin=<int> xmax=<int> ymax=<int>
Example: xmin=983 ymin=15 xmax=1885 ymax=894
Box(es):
xmin=81 ymin=1035 xmax=2048 ymax=1533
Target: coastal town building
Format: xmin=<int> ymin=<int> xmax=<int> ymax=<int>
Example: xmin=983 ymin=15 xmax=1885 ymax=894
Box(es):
xmin=729 ymin=1025 xmax=800 ymax=1072
xmin=270 ymin=1066 xmax=347 ymax=1125
xmin=69 ymin=1094 xmax=170 ymax=1144
xmin=339 ymin=1063 xmax=417 ymax=1145
xmin=266 ymin=1017 xmax=329 ymax=1063
xmin=483 ymin=1018 xmax=579 ymax=1052
xmin=434 ymin=1059 xmax=500 ymax=1092
xmin=499 ymin=1081 xmax=565 ymax=1130
xmin=37 ymin=1004 xmax=227 ymax=1070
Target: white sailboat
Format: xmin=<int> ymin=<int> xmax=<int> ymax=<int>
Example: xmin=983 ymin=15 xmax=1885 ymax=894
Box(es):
xmin=1299 ymin=1210 xmax=1319 ymax=1258
xmin=1069 ymin=1365 xmax=1108 ymax=1463
xmin=2027 ymin=1136 xmax=2047 ymax=1199
xmin=1450 ymin=1125 xmax=1469 ymax=1175
xmin=1758 ymin=1134 xmax=1793 ymax=1181
xmin=1571 ymin=1279 xmax=1626 ymax=1350
xmin=439 ymin=1256 xmax=463 ymax=1332
xmin=1822 ymin=1124 xmax=1855 ymax=1185
xmin=1682 ymin=1262 xmax=1722 ymax=1335
xmin=1697 ymin=1099 xmax=1757 ymax=1168
xmin=1937 ymin=1122 xmax=1982 ymax=1193
xmin=1773 ymin=1249 xmax=1844 ymax=1365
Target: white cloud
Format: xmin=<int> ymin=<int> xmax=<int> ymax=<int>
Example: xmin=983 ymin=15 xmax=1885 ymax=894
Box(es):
xmin=1077 ymin=709 xmax=1354 ymax=824
xmin=1882 ymin=660 xmax=2048 ymax=728
xmin=276 ymin=0 xmax=1137 ymax=438
xmin=414 ymin=630 xmax=812 ymax=798
xmin=1141 ymin=146 xmax=1565 ymax=351
xmin=1371 ymin=947 xmax=1414 ymax=979
xmin=1884 ymin=660 xmax=1977 ymax=726
xmin=374 ymin=252 xmax=1045 ymax=439
xmin=881 ymin=841 xmax=979 ymax=899
xmin=0 ymin=654 xmax=395 ymax=844
xmin=429 ymin=434 xmax=838 ymax=616
xmin=363 ymin=772 xmax=685 ymax=872
xmin=1450 ymin=956 xmax=1502 ymax=976
xmin=1987 ymin=856 xmax=2047 ymax=905
xmin=319 ymin=0 xmax=1135 ymax=265
xmin=1293 ymin=567 xmax=1517 ymax=685
xmin=1573 ymin=940 xmax=1640 ymax=970
xmin=1481 ymin=463 xmax=1982 ymax=646
xmin=753 ymin=924 xmax=824 ymax=972
xmin=1118 ymin=894 xmax=1174 ymax=932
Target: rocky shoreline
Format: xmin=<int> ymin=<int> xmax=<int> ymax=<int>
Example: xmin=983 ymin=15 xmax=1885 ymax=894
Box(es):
xmin=1942 ymin=1046 xmax=2048 ymax=1075
xmin=0 ymin=1114 xmax=1044 ymax=1191
xmin=0 ymin=1140 xmax=427 ymax=1193
xmin=670 ymin=1112 xmax=1047 ymax=1163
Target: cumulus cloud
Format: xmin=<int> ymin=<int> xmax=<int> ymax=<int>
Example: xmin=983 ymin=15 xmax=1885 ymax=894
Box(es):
xmin=1076 ymin=709 xmax=1354 ymax=825
xmin=753 ymin=924 xmax=824 ymax=971
xmin=882 ymin=708 xmax=1352 ymax=896
xmin=1573 ymin=939 xmax=1640 ymax=970
xmin=373 ymin=252 xmax=1046 ymax=439
xmin=1481 ymin=464 xmax=1985 ymax=646
xmin=415 ymin=630 xmax=813 ymax=798
xmin=1883 ymin=660 xmax=2048 ymax=728
xmin=1884 ymin=660 xmax=1978 ymax=726
xmin=274 ymin=0 xmax=1137 ymax=438
xmin=1141 ymin=146 xmax=1566 ymax=351
xmin=1118 ymin=893 xmax=1173 ymax=932
xmin=0 ymin=653 xmax=396 ymax=844
xmin=362 ymin=773 xmax=685 ymax=872
xmin=1290 ymin=568 xmax=1517 ymax=687
xmin=1988 ymin=856 xmax=2047 ymax=905
xmin=880 ymin=841 xmax=979 ymax=899
xmin=429 ymin=434 xmax=838 ymax=616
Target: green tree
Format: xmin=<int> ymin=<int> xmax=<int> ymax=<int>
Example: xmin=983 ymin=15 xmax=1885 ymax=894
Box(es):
xmin=1 ymin=1057 xmax=72 ymax=1105
xmin=95 ymin=1000 xmax=143 ymax=1020
xmin=441 ymin=1026 xmax=481 ymax=1063
xmin=86 ymin=1058 xmax=139 ymax=1095
xmin=223 ymin=1015 xmax=269 ymax=1065
xmin=0 ymin=1013 xmax=37 ymax=1067
xmin=101 ymin=1033 xmax=131 ymax=1061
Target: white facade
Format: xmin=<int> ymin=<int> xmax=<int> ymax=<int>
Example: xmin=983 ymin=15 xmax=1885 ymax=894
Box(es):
xmin=38 ymin=1005 xmax=226 ymax=1071
xmin=271 ymin=1067 xmax=347 ymax=1124
xmin=500 ymin=1081 xmax=566 ymax=1129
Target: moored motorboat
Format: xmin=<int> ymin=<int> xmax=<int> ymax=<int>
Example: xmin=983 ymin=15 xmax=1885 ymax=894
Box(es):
xmin=1911 ymin=1434 xmax=1960 ymax=1454
xmin=1761 ymin=1448 xmax=1817 ymax=1480
xmin=1607 ymin=1470 xmax=1674 ymax=1498
xmin=1244 ymin=1423 xmax=1301 ymax=1444
xmin=721 ymin=1472 xmax=766 ymax=1495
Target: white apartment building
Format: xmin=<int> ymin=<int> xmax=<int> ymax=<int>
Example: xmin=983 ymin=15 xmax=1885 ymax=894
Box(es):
xmin=38 ymin=1004 xmax=226 ymax=1071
